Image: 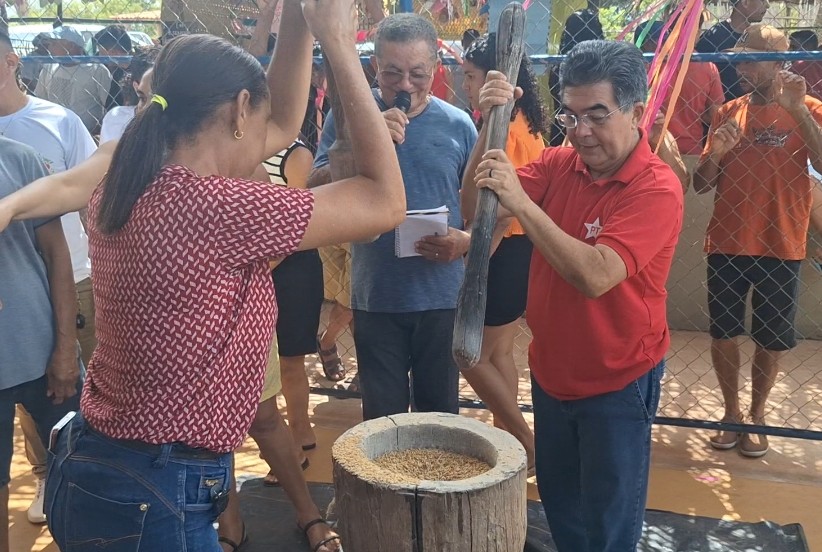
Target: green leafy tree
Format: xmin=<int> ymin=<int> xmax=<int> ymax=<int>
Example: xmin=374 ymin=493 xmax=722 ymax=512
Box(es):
xmin=598 ymin=0 xmax=660 ymax=38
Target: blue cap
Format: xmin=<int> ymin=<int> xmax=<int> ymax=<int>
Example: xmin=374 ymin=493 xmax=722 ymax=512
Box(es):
xmin=48 ymin=26 xmax=86 ymax=50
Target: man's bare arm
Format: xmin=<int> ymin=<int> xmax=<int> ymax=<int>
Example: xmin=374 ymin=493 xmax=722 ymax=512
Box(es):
xmin=247 ymin=0 xmax=279 ymax=57
xmin=655 ymin=132 xmax=689 ymax=193
xmin=0 ymin=141 xmax=115 ymax=231
xmin=36 ymin=219 xmax=80 ymax=403
xmin=264 ymin=0 xmax=314 ymax=156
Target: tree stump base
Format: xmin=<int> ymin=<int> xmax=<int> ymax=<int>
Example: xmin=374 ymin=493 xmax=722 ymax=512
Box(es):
xmin=332 ymin=413 xmax=527 ymax=552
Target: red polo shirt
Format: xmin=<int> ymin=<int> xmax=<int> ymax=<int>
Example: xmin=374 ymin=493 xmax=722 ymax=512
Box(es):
xmin=518 ymin=135 xmax=683 ymax=400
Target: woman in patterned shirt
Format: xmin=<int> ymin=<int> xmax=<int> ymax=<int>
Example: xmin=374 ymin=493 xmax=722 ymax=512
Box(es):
xmin=43 ymin=0 xmax=404 ymax=549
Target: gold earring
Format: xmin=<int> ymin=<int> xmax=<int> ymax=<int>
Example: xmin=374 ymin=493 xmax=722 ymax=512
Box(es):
xmin=234 ymin=130 xmax=244 ymax=140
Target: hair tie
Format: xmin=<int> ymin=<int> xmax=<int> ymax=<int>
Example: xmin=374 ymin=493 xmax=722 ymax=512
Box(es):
xmin=151 ymin=95 xmax=168 ymax=111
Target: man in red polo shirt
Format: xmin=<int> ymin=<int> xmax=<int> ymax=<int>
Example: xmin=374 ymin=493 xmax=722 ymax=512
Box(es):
xmin=462 ymin=40 xmax=683 ymax=552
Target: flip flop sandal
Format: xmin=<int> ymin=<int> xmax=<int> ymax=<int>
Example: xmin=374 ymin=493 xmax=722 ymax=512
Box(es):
xmin=299 ymin=518 xmax=342 ymax=552
xmin=264 ymin=457 xmax=309 ymax=487
xmin=739 ymin=432 xmax=769 ymax=458
xmin=709 ymin=414 xmax=743 ymax=450
xmin=219 ymin=523 xmax=249 ymax=551
xmin=709 ymin=430 xmax=740 ymax=450
xmin=316 ymin=336 xmax=346 ymax=382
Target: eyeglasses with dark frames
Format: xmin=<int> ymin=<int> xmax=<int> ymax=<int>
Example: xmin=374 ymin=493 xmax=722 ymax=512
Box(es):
xmin=555 ymin=104 xmax=630 ymax=129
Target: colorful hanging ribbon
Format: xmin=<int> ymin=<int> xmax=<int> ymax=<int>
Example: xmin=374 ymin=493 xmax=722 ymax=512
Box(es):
xmin=615 ymin=0 xmax=671 ymax=41
xmin=641 ymin=0 xmax=705 ymax=152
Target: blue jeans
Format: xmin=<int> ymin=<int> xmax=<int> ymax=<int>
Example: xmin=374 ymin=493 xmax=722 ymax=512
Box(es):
xmin=532 ymin=361 xmax=664 ymax=552
xmin=45 ymin=413 xmax=232 ymax=551
xmin=353 ymin=309 xmax=460 ymax=420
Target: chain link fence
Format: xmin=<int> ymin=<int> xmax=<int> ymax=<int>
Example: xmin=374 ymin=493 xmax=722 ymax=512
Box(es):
xmin=3 ymin=0 xmax=822 ymax=440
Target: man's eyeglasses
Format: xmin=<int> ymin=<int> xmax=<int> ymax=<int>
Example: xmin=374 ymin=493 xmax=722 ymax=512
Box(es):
xmin=378 ymin=68 xmax=435 ymax=86
xmin=555 ymin=104 xmax=629 ymax=129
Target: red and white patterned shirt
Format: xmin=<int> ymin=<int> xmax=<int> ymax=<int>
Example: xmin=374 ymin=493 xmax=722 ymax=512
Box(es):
xmin=82 ymin=165 xmax=314 ymax=452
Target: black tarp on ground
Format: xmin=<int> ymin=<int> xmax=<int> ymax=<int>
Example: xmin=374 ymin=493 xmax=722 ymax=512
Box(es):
xmin=236 ymin=478 xmax=809 ymax=552
xmin=524 ymin=503 xmax=810 ymax=552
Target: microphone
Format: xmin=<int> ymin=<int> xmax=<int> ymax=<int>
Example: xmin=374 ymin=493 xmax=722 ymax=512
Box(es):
xmin=391 ymin=91 xmax=412 ymax=145
xmin=394 ymin=91 xmax=412 ymax=113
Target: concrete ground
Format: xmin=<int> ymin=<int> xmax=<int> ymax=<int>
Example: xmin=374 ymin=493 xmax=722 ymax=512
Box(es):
xmin=8 ymin=326 xmax=822 ymax=551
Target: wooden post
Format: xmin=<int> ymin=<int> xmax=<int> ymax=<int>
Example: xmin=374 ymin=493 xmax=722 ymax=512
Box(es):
xmin=452 ymin=3 xmax=526 ymax=371
xmin=333 ymin=413 xmax=528 ymax=552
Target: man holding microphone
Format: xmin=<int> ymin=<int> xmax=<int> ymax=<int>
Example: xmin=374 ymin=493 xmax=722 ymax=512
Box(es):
xmin=309 ymin=13 xmax=476 ymax=420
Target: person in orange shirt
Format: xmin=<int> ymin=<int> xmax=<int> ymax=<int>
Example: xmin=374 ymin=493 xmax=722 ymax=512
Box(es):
xmin=694 ymin=24 xmax=822 ymax=457
xmin=460 ymin=33 xmax=547 ymax=470
xmin=635 ymin=21 xmax=725 ymax=160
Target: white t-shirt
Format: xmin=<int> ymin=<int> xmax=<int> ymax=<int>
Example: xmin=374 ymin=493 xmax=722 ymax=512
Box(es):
xmin=0 ymin=96 xmax=97 ymax=282
xmin=35 ymin=63 xmax=111 ymax=132
xmin=100 ymin=106 xmax=136 ymax=143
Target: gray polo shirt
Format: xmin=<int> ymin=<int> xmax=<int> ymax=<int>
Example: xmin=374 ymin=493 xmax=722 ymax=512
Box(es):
xmin=0 ymin=137 xmax=53 ymax=390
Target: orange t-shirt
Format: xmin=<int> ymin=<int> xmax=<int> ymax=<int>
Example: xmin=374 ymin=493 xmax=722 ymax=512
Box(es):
xmin=504 ymin=110 xmax=546 ymax=236
xmin=665 ymin=62 xmax=724 ymax=155
xmin=702 ymin=95 xmax=822 ymax=260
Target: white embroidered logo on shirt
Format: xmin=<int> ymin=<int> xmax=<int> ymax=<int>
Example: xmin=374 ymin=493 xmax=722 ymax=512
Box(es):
xmin=584 ymin=217 xmax=603 ymax=240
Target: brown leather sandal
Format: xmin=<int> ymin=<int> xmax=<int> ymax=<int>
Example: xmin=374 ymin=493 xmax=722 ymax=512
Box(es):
xmin=316 ymin=335 xmax=346 ymax=382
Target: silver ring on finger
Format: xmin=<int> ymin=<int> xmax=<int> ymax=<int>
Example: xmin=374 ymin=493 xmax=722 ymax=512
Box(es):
xmin=489 ymin=169 xmax=494 ymax=179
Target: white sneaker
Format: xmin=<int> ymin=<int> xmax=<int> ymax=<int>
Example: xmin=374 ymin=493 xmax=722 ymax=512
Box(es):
xmin=27 ymin=478 xmax=46 ymax=524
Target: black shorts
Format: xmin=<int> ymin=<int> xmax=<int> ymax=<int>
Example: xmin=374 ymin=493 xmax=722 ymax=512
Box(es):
xmin=271 ymin=249 xmax=324 ymax=357
xmin=484 ymin=234 xmax=533 ymax=327
xmin=707 ymin=254 xmax=801 ymax=351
